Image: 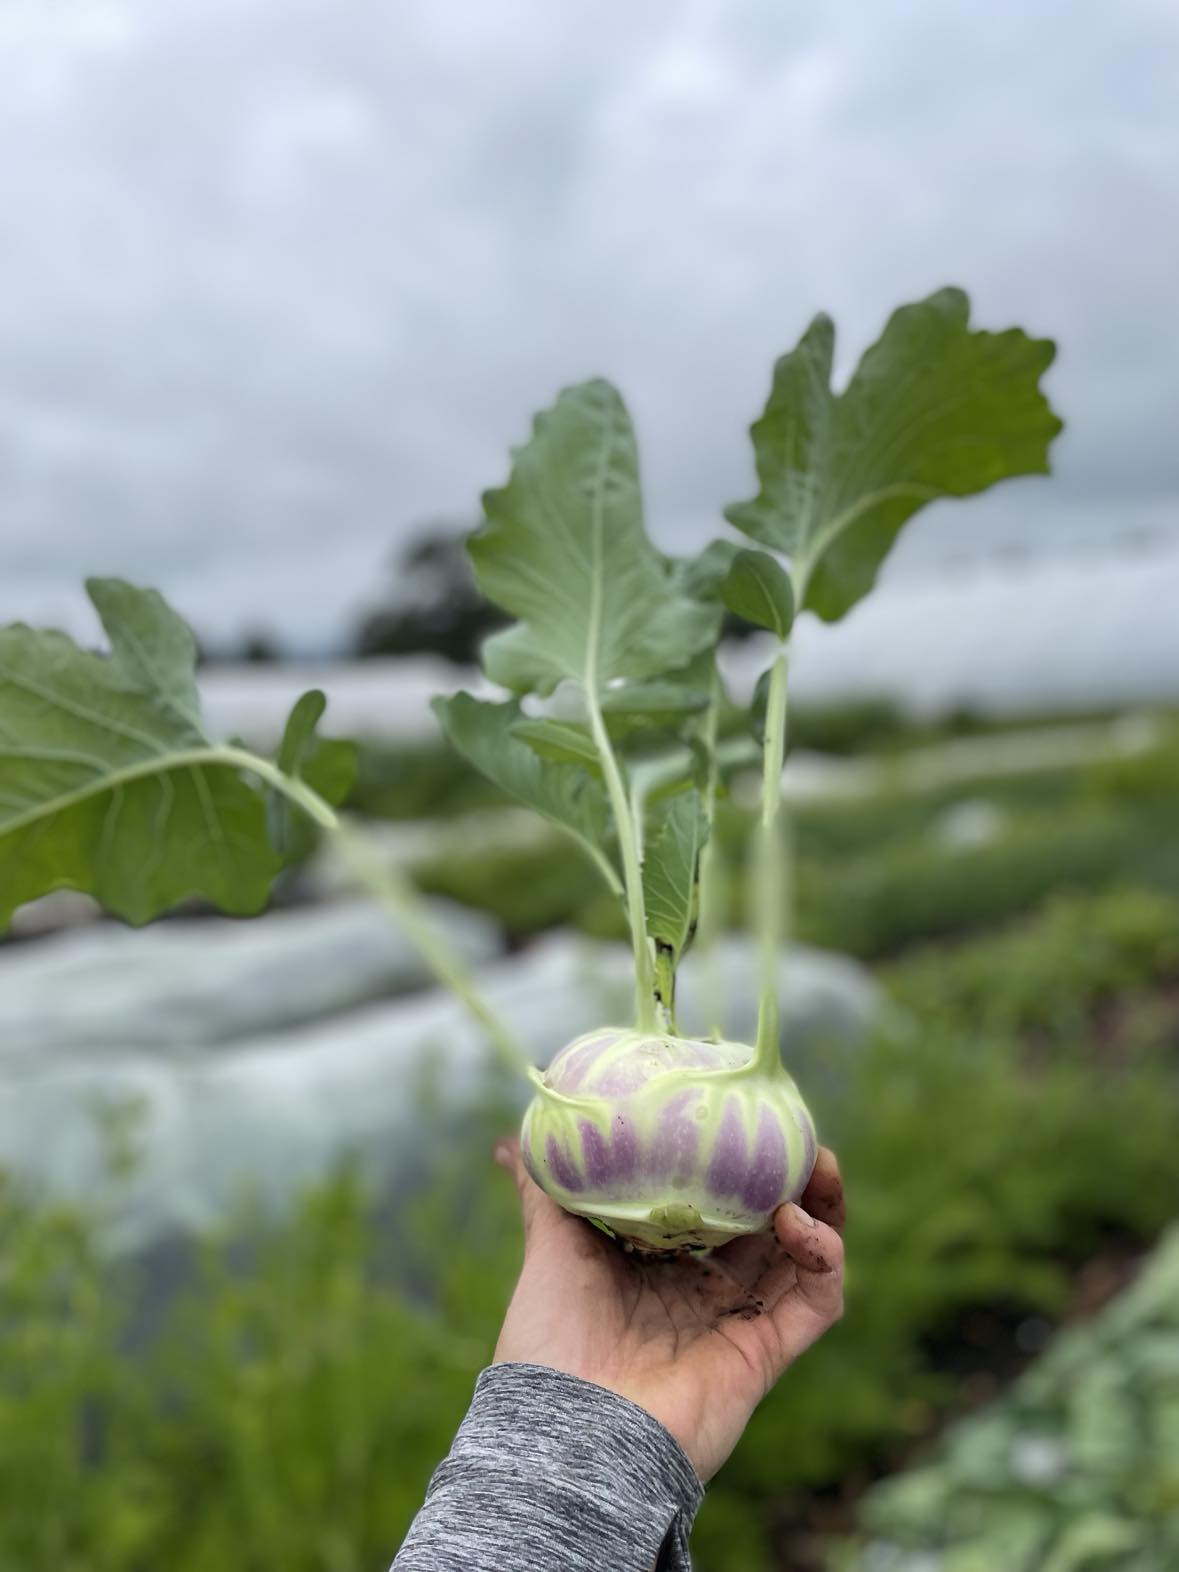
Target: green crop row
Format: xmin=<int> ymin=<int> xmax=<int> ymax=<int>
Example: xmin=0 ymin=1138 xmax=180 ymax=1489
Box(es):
xmin=410 ymin=733 xmax=1179 ymax=958
xmin=837 ymin=1225 xmax=1179 ymax=1572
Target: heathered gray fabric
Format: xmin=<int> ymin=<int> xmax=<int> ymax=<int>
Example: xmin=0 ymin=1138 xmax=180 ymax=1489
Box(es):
xmin=392 ymin=1362 xmax=705 ymax=1571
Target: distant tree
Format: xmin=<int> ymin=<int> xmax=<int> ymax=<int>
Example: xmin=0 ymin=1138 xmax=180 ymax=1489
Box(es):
xmin=239 ymin=628 xmax=283 ymax=663
xmin=353 ymin=525 xmax=507 ymax=664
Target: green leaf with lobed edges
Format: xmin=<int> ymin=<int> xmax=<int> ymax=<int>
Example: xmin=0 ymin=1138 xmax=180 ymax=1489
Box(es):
xmin=0 ymin=579 xmax=346 ymax=927
xmin=725 ymin=288 xmax=1062 ymax=622
xmin=432 ymin=692 xmax=618 ymax=886
xmin=469 ymin=379 xmax=720 ymax=696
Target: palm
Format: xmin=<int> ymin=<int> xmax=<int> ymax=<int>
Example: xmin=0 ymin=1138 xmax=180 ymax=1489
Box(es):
xmin=494 ymin=1146 xmax=845 ymax=1481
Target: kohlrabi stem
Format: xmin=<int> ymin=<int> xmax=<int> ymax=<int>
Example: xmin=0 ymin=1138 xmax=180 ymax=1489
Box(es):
xmin=585 ymin=695 xmax=657 ymax=1033
xmin=217 ymin=746 xmax=535 ymax=1084
xmin=752 ymin=650 xmax=791 ymax=1074
xmin=219 ymin=747 xmax=341 ymax=836
xmin=694 ymin=664 xmax=726 ymax=1039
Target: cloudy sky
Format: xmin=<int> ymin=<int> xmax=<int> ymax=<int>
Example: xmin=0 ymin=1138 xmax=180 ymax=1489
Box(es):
xmin=1 ymin=0 xmax=1176 ymax=651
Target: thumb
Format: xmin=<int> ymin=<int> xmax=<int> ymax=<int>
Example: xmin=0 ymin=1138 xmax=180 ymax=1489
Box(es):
xmin=770 ymin=1200 xmax=845 ymax=1339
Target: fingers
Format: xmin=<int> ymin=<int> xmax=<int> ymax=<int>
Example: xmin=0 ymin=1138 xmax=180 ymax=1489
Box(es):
xmin=771 ymin=1143 xmax=845 ymax=1304
xmin=773 ymin=1202 xmax=844 ymax=1277
xmin=800 ymin=1146 xmax=846 ymax=1234
xmin=768 ymin=1203 xmax=844 ymax=1368
xmin=766 ymin=1146 xmax=846 ymax=1352
xmin=778 ymin=1144 xmax=845 ymax=1294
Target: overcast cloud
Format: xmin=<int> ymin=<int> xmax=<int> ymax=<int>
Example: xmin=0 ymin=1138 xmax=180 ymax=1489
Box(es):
xmin=0 ymin=0 xmax=1176 ymax=650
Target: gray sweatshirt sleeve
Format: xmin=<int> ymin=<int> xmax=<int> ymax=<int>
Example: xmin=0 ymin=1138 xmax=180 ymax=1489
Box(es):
xmin=392 ymin=1362 xmax=705 ymax=1572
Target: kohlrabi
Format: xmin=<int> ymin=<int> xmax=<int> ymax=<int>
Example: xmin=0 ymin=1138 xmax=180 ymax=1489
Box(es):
xmin=521 ymin=1027 xmax=817 ymax=1250
xmin=0 ymin=288 xmax=1061 ymax=1254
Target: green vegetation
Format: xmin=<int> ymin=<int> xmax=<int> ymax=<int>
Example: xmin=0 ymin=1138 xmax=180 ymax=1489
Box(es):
xmin=1 ymin=885 xmax=1175 ymax=1571
xmin=411 ymin=725 xmax=1179 ymax=955
xmin=1 ymin=288 xmax=1169 ymax=1564
xmin=840 ymin=1225 xmax=1179 ymax=1572
xmin=0 ymin=1129 xmax=521 ymax=1572
xmin=0 ymin=288 xmax=1065 ymax=1264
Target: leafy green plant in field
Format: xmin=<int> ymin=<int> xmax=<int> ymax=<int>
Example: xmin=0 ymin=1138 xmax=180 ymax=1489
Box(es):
xmin=0 ymin=287 xmax=1062 ymax=1254
xmin=0 ymin=1173 xmax=157 ymax=1571
xmin=884 ymin=886 xmax=1179 ymax=1038
xmin=0 ymin=1097 xmax=523 ymax=1572
xmin=142 ymin=1173 xmax=516 ymax=1572
xmin=838 ymin=1226 xmax=1179 ymax=1572
xmin=795 ymin=798 xmax=1179 ymax=959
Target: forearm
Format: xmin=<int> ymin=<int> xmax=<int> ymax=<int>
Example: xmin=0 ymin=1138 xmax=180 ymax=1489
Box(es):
xmin=392 ymin=1363 xmax=704 ymax=1572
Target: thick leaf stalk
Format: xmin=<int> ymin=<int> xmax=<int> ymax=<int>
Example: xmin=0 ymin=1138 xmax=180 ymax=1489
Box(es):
xmin=587 ymin=697 xmax=658 ymax=1032
xmin=752 ymin=651 xmax=791 ymax=1076
xmin=224 ymin=750 xmax=536 ymax=1085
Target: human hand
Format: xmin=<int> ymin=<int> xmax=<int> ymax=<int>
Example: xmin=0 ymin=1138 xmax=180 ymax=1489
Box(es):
xmin=492 ymin=1140 xmax=846 ymax=1483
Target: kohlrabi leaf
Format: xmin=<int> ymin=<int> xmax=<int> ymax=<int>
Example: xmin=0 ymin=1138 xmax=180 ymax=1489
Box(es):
xmin=600 ymin=681 xmax=710 ymax=720
xmin=513 ymin=682 xmax=709 ymax=767
xmin=300 ymin=731 xmax=356 ymax=812
xmin=667 ymin=539 xmax=742 ymax=601
xmin=725 ymin=288 xmax=1062 ymax=621
xmin=470 ymin=379 xmax=720 ymax=696
xmin=276 ymin=689 xmax=328 ymax=779
xmin=268 ymin=689 xmax=356 ymax=858
xmin=0 ymin=578 xmax=283 ymax=926
xmin=511 ymin=717 xmax=603 ymax=774
xmin=432 ymin=693 xmax=619 ymax=889
xmin=643 ymin=790 xmax=709 ymax=1017
xmin=720 ymin=549 xmax=795 ymax=638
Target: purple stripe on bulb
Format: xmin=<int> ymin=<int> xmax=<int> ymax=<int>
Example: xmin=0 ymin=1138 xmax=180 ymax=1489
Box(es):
xmin=609 ymin=1115 xmax=638 ymax=1181
xmin=742 ymin=1104 xmax=788 ymax=1213
xmin=545 ymin=1135 xmax=584 ymax=1193
xmin=648 ymin=1089 xmax=700 ymax=1182
xmin=579 ymin=1120 xmax=611 ymax=1185
xmin=579 ymin=1115 xmax=638 ymax=1185
xmin=705 ymin=1097 xmax=748 ymax=1197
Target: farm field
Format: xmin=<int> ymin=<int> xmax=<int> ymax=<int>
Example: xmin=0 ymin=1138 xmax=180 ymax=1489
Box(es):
xmin=3 ymin=696 xmax=1176 ymax=1572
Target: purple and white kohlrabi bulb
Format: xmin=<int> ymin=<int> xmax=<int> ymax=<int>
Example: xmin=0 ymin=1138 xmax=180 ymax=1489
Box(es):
xmin=520 ymin=1026 xmax=818 ymax=1252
